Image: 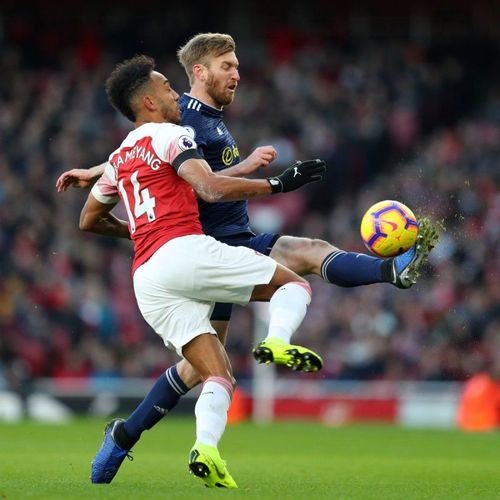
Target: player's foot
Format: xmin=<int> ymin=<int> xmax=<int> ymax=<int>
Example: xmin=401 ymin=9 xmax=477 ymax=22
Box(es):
xmin=188 ymin=442 xmax=238 ymax=489
xmin=253 ymin=337 xmax=323 ymax=372
xmin=91 ymin=418 xmax=133 ymax=484
xmin=390 ymin=217 xmax=439 ymax=289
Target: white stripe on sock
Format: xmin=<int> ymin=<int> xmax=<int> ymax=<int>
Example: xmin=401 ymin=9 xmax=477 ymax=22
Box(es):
xmin=165 ymin=368 xmax=184 ymax=396
xmin=320 ymin=250 xmax=346 ymax=281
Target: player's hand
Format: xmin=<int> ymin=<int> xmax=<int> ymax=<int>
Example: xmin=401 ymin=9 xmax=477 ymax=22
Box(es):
xmin=267 ymin=159 xmax=326 ymax=194
xmin=238 ymin=146 xmax=277 ymax=175
xmin=56 ymin=169 xmax=97 ymax=192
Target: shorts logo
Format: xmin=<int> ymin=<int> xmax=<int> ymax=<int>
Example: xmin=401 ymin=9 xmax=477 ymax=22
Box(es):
xmin=178 ymin=135 xmax=194 ymax=151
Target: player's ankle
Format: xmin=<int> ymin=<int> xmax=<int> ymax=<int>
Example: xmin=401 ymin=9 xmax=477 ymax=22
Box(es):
xmin=381 ymin=259 xmax=394 ymax=282
xmin=114 ymin=421 xmax=136 ymax=450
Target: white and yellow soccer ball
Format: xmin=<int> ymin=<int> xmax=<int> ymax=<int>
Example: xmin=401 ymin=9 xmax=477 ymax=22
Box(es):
xmin=360 ymin=200 xmax=419 ymax=257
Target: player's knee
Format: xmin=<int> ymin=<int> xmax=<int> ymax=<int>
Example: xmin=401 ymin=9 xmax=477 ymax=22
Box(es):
xmin=307 ymin=238 xmax=337 ymax=265
xmin=281 ymin=236 xmax=335 ymax=257
xmin=293 ymin=238 xmax=337 ymax=273
xmin=309 ymin=238 xmax=338 ymax=255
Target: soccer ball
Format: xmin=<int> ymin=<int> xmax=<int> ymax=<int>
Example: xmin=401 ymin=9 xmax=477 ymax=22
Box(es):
xmin=360 ymin=200 xmax=419 ymax=257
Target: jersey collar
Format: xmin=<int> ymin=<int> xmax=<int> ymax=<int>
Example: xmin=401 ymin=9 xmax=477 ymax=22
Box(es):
xmin=182 ymin=93 xmax=223 ymax=117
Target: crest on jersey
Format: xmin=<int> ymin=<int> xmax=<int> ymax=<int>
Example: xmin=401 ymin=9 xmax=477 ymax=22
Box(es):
xmin=178 ymin=135 xmax=194 ymax=151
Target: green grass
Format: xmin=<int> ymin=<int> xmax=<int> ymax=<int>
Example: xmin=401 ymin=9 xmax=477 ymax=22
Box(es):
xmin=1 ymin=418 xmax=499 ymax=499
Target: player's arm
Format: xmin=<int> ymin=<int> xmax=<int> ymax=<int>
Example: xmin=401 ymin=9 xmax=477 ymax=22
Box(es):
xmin=178 ymin=156 xmax=326 ymax=202
xmin=79 ymin=193 xmax=130 ymax=239
xmin=219 ymin=145 xmax=277 ymax=177
xmin=56 ymin=162 xmax=106 ymax=192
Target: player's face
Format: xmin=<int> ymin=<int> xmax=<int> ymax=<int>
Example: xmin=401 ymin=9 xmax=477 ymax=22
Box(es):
xmin=204 ymin=51 xmax=240 ymax=107
xmin=150 ymin=71 xmax=181 ymax=124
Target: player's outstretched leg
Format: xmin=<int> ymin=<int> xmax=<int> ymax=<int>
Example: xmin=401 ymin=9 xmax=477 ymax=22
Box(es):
xmin=389 ymin=217 xmax=440 ymax=289
xmin=253 ymin=337 xmax=323 ymax=372
xmin=188 ymin=442 xmax=238 ymax=488
xmin=90 ymin=418 xmax=133 ymax=484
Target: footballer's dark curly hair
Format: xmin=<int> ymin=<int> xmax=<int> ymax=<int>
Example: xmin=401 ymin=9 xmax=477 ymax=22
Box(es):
xmin=105 ymin=55 xmax=156 ymax=122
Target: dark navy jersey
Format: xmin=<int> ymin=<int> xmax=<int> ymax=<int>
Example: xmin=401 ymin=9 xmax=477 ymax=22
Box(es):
xmin=179 ymin=93 xmax=252 ymax=238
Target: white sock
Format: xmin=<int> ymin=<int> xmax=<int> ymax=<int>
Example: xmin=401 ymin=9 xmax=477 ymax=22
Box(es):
xmin=195 ymin=377 xmax=233 ymax=447
xmin=266 ymin=281 xmax=312 ymax=343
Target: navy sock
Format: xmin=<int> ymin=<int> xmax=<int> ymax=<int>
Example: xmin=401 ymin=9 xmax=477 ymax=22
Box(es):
xmin=121 ymin=365 xmax=189 ymax=447
xmin=321 ymin=250 xmax=389 ymax=287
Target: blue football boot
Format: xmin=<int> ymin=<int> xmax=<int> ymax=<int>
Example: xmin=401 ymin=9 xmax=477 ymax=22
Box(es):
xmin=91 ymin=418 xmax=133 ymax=484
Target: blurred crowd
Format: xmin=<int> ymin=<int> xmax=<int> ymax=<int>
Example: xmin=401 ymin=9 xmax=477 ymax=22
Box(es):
xmin=0 ymin=3 xmax=499 ymax=391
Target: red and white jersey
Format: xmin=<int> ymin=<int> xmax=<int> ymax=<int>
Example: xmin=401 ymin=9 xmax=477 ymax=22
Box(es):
xmin=91 ymin=122 xmax=203 ymax=273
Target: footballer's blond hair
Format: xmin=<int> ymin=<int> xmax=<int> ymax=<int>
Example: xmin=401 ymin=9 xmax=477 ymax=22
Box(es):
xmin=177 ymin=33 xmax=236 ymax=85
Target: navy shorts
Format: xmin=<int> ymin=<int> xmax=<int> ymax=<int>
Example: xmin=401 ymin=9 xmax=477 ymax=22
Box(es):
xmin=210 ymin=232 xmax=281 ymax=321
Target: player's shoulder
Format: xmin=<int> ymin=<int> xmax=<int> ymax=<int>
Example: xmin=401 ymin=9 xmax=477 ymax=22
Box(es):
xmin=181 ymin=96 xmax=205 ymax=133
xmin=180 ymin=93 xmax=203 ymax=114
xmin=152 ymin=122 xmax=185 ymax=135
xmin=133 ymin=122 xmax=186 ymax=143
xmin=115 ymin=123 xmax=195 ymax=161
xmin=148 ymin=123 xmax=197 ymax=157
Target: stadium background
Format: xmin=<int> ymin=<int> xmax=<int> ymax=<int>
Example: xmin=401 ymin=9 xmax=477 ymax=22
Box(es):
xmin=0 ymin=1 xmax=499 ymax=426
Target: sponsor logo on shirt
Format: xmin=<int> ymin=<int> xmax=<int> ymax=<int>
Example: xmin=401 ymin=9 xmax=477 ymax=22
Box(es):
xmin=222 ymin=145 xmax=239 ymax=166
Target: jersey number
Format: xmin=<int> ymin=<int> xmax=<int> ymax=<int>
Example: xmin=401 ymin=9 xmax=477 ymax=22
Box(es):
xmin=118 ymin=171 xmax=156 ymax=234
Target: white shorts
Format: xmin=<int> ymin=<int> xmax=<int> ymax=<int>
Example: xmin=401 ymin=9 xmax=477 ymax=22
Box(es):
xmin=133 ymin=234 xmax=277 ymax=356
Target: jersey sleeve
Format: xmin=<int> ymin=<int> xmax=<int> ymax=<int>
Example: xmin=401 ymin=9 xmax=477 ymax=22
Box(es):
xmin=90 ymin=162 xmax=120 ymax=204
xmin=155 ymin=124 xmax=202 ymax=172
xmin=182 ymin=109 xmax=207 ymax=158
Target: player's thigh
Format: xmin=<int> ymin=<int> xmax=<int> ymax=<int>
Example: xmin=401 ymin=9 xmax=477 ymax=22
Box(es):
xmin=269 ymin=235 xmax=337 ymax=275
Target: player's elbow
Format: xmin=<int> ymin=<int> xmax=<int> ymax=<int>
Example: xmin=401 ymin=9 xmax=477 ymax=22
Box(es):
xmin=194 ymin=176 xmax=225 ymax=203
xmin=197 ymin=191 xmax=223 ymax=203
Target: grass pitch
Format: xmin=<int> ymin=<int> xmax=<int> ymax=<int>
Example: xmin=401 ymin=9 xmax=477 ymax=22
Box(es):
xmin=1 ymin=418 xmax=499 ymax=499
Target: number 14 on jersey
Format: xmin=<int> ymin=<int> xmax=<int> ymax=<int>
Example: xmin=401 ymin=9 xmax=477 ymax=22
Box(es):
xmin=118 ymin=171 xmax=156 ymax=233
